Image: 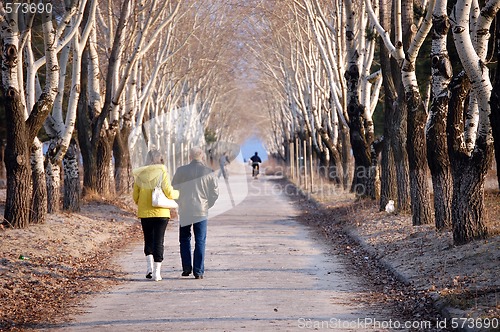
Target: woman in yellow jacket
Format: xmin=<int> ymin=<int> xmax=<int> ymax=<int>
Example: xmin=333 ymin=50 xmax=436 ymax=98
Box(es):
xmin=133 ymin=150 xmax=179 ymax=281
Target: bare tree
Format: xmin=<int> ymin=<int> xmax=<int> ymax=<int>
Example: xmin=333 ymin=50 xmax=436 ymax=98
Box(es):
xmin=377 ymin=0 xmax=398 ymax=211
xmin=1 ymin=0 xmax=68 ymax=227
xmin=43 ymin=0 xmax=97 ymax=212
xmin=447 ymin=0 xmax=500 ymax=244
xmin=427 ymin=0 xmax=453 ymax=230
xmin=367 ymin=0 xmax=433 ymax=222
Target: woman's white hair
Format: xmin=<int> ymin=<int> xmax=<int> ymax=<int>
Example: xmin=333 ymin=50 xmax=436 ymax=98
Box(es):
xmin=190 ymin=147 xmax=205 ymax=161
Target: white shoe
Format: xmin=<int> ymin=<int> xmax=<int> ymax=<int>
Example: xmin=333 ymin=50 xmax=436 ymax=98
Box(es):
xmin=153 ymin=262 xmax=162 ymax=281
xmin=146 ymin=255 xmax=153 ymax=279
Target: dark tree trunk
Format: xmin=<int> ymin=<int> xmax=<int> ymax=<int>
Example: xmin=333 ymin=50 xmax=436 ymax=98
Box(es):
xmin=96 ymin=136 xmax=114 ymax=195
xmin=77 ymin=0 xmax=129 ymax=196
xmin=392 ymin=97 xmax=411 ymax=213
xmin=2 ymin=17 xmax=57 ymax=228
xmin=340 ymin=126 xmax=351 ymax=190
xmin=427 ymin=13 xmax=453 ymax=230
xmin=380 ymin=0 xmax=410 ymax=213
xmin=427 ymin=90 xmax=453 ymax=230
xmin=367 ymin=138 xmax=383 ymax=200
xmin=318 ymin=127 xmax=342 ymax=184
xmin=0 ymin=140 xmax=5 ymax=179
xmin=45 ymin=140 xmax=60 ymax=213
xmin=113 ymin=125 xmax=132 ymax=193
xmin=3 ymin=89 xmax=32 ymax=228
xmin=317 ymin=148 xmax=329 ymax=178
xmin=76 ymin=50 xmax=96 ymax=196
xmin=395 ymin=0 xmax=416 ymax=216
xmin=448 ymin=73 xmax=491 ymax=245
xmin=346 ymin=97 xmax=372 ymax=196
xmin=378 ymin=96 xmax=398 ymax=210
xmin=378 ymin=0 xmax=397 ymax=210
xmin=392 ymin=1 xmax=423 ymax=220
xmin=491 ymin=17 xmax=500 ymax=190
xmin=31 ymin=142 xmax=47 ymax=224
xmin=63 ymin=139 xmax=80 ymax=212
xmin=406 ymin=88 xmax=433 ymax=225
xmin=450 ymin=148 xmax=490 ymax=245
xmin=379 ymin=136 xmax=397 ymax=210
xmin=76 ymin=47 xmax=115 ymax=196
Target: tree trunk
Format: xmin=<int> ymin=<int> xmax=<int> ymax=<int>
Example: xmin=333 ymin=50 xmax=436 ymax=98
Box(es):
xmin=450 ymin=148 xmax=490 ymax=245
xmin=31 ymin=140 xmax=47 ymax=224
xmin=427 ymin=7 xmax=453 ymax=230
xmin=346 ymin=97 xmax=372 ymax=196
xmin=367 ymin=138 xmax=383 ymax=200
xmin=340 ymin=126 xmax=351 ymax=190
xmin=45 ymin=139 xmax=61 ymax=213
xmin=77 ymin=47 xmax=96 ymax=196
xmin=491 ymin=18 xmax=500 ymax=190
xmin=448 ymin=73 xmax=490 ymax=245
xmin=448 ymin=0 xmax=498 ymax=245
xmin=400 ymin=0 xmax=428 ymax=221
xmin=379 ymin=135 xmax=397 ymax=210
xmin=317 ymin=149 xmax=329 ymax=178
xmin=95 ymin=137 xmax=114 ymax=195
xmin=406 ymin=88 xmax=433 ymax=225
xmin=427 ymin=89 xmax=453 ymax=230
xmin=344 ymin=1 xmax=371 ymax=197
xmin=318 ymin=127 xmax=342 ymax=184
xmin=0 ymin=140 xmax=5 ymax=179
xmin=392 ymin=97 xmax=411 ymax=213
xmin=63 ymin=139 xmax=80 ymax=212
xmin=378 ymin=0 xmax=398 ymax=210
xmin=3 ymin=89 xmax=32 ymax=228
xmin=113 ymin=125 xmax=132 ymax=193
xmin=77 ymin=46 xmax=114 ymax=196
xmin=77 ymin=0 xmax=129 ymax=196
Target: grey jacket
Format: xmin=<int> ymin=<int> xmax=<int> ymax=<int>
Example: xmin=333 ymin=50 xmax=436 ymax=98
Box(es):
xmin=172 ymin=160 xmax=219 ymax=224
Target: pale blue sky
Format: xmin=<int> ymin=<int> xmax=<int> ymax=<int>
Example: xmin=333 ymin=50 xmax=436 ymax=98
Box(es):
xmin=239 ymin=136 xmax=268 ymax=162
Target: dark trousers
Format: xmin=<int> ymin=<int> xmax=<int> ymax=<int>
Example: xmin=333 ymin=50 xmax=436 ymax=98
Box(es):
xmin=141 ymin=217 xmax=169 ymax=262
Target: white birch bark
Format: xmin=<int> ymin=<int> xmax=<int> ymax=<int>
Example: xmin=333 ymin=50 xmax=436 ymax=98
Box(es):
xmin=451 ymin=0 xmax=498 ymax=147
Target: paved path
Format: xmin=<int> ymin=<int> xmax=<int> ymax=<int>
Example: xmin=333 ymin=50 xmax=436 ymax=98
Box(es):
xmin=54 ymin=169 xmax=394 ymax=331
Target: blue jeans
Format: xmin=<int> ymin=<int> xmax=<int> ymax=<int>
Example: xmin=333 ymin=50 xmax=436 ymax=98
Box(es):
xmin=179 ymin=219 xmax=207 ymax=276
xmin=141 ymin=218 xmax=169 ymax=262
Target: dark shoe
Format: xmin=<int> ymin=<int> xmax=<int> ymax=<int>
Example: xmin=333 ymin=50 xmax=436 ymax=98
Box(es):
xmin=181 ymin=270 xmax=191 ymax=277
xmin=146 ymin=272 xmax=152 ymax=279
xmin=194 ymin=275 xmax=203 ymax=279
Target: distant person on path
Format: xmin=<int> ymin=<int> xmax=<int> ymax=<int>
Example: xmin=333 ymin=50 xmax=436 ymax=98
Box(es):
xmin=218 ymin=151 xmax=230 ymax=180
xmin=133 ymin=150 xmax=179 ymax=281
xmin=172 ymin=147 xmax=219 ymax=279
xmin=250 ymin=152 xmax=262 ymax=179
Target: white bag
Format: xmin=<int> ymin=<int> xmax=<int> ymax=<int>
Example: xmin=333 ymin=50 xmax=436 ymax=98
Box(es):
xmin=152 ymin=173 xmax=178 ymax=209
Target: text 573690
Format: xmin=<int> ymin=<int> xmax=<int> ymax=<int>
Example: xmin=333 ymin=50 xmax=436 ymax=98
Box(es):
xmin=4 ymin=2 xmax=53 ymax=14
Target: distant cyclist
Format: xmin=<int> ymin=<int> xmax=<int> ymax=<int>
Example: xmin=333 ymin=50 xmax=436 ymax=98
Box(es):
xmin=250 ymin=152 xmax=262 ymax=179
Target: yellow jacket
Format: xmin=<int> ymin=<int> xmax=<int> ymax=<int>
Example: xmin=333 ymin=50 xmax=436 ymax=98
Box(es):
xmin=133 ymin=164 xmax=179 ymax=219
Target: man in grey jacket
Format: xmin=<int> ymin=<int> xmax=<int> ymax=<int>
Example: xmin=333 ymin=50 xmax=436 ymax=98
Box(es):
xmin=172 ymin=147 xmax=219 ymax=279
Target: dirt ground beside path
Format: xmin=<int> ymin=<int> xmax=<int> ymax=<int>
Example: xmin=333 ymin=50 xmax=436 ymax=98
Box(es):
xmin=0 ymin=192 xmax=143 ymax=331
xmin=273 ymin=176 xmax=500 ymax=331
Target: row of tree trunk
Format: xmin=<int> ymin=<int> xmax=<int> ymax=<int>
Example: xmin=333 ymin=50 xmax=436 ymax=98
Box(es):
xmin=261 ymin=0 xmax=500 ymax=246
